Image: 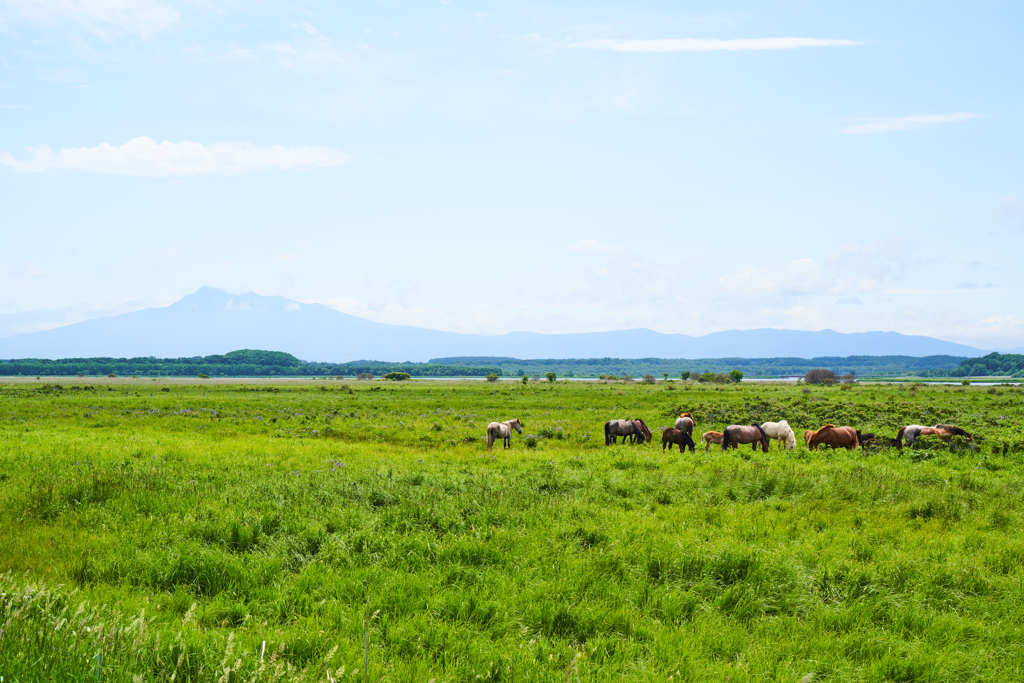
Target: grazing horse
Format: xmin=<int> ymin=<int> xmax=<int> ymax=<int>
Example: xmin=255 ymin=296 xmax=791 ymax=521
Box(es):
xmin=486 ymin=418 xmax=522 ymax=450
xmin=807 ymin=424 xmax=859 ymax=450
xmin=632 ymin=418 xmax=652 ymax=444
xmin=897 ymin=424 xmax=973 ymax=449
xmin=721 ymin=424 xmax=770 ymax=452
xmin=674 ymin=412 xmax=695 ymax=436
xmin=605 ymin=419 xmax=648 ymax=445
xmin=761 ymin=420 xmax=797 ymax=450
xmin=661 ymin=428 xmax=696 ymax=453
xmin=856 ymin=432 xmax=877 ymax=450
xmin=702 ymin=430 xmax=723 ymax=454
xmin=804 ymin=429 xmax=814 ymax=448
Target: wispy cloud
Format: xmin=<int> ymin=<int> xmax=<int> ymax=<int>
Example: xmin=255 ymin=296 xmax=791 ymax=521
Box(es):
xmin=568 ymin=37 xmax=861 ymax=53
xmin=1 ymin=0 xmax=180 ymax=38
xmin=841 ymin=113 xmax=982 ymax=135
xmin=0 ymin=137 xmax=349 ymax=176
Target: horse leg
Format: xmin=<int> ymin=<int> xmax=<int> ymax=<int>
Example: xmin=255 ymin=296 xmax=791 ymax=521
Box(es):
xmin=487 ymin=432 xmax=493 ymax=450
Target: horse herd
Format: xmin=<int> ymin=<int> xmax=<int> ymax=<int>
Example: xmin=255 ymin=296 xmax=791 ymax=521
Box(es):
xmin=486 ymin=413 xmax=975 ymax=452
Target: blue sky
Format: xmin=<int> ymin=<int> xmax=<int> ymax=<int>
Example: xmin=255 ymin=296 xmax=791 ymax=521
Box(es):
xmin=1 ymin=1 xmax=1022 ymax=348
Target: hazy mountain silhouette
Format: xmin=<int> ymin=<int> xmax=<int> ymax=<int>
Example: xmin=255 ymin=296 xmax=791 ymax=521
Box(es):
xmin=0 ymin=287 xmax=987 ymax=361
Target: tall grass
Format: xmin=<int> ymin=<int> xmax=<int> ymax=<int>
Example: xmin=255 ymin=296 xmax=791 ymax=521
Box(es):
xmin=1 ymin=380 xmax=1023 ymax=680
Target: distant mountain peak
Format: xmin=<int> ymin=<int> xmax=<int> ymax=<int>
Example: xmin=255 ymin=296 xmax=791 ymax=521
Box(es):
xmin=0 ymin=288 xmax=990 ymax=361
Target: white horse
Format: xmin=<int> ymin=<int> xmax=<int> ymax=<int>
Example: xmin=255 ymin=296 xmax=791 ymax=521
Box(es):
xmin=761 ymin=420 xmax=797 ymax=450
xmin=486 ymin=418 xmax=523 ymax=450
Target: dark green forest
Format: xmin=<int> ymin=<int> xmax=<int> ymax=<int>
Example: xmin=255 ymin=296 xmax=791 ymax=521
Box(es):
xmin=949 ymin=352 xmax=1024 ymax=377
xmin=0 ymin=350 xmax=499 ymax=378
xmin=2 ymin=349 xmax=1018 ymax=378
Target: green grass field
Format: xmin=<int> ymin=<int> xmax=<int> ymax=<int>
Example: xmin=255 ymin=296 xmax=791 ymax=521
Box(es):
xmin=2 ymin=379 xmax=1024 ymax=681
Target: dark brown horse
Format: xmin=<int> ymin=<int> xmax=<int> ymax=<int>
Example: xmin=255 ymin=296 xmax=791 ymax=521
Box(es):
xmin=632 ymin=419 xmax=652 ymax=444
xmin=807 ymin=424 xmax=859 ymax=450
xmin=721 ymin=424 xmax=770 ymax=452
xmin=661 ymin=428 xmax=696 ymax=453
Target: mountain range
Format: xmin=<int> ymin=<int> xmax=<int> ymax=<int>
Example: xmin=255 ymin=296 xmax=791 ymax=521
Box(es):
xmin=0 ymin=287 xmax=987 ymax=361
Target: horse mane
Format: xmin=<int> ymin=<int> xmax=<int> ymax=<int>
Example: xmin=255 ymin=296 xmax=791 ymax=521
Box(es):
xmin=679 ymin=412 xmax=693 ymax=419
xmin=753 ymin=424 xmax=767 ymax=440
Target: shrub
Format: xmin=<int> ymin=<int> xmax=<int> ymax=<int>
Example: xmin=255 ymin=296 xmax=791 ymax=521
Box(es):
xmin=804 ymin=369 xmax=836 ymax=385
xmin=680 ymin=371 xmax=690 ymax=380
xmin=729 ymin=370 xmax=743 ymax=383
xmin=642 ymin=375 xmax=656 ymax=384
xmin=197 ymin=373 xmax=209 ymax=379
xmin=382 ymin=372 xmax=411 ymax=381
xmin=356 ymin=372 xmax=374 ymax=380
xmin=521 ymin=375 xmax=528 ymax=384
xmin=961 ymin=379 xmax=971 ymax=386
xmin=545 ymin=372 xmax=556 ymax=383
xmin=486 ymin=373 xmax=498 ymax=382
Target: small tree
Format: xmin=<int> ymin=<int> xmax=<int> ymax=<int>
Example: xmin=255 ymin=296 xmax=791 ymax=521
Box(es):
xmin=663 ymin=372 xmax=669 ymax=381
xmin=545 ymin=372 xmax=556 ymax=383
xmin=729 ymin=369 xmax=743 ymax=383
xmin=680 ymin=371 xmax=690 ymax=380
xmin=486 ymin=373 xmax=498 ymax=382
xmin=642 ymin=374 xmax=656 ymax=384
xmin=382 ymin=371 xmax=410 ymax=381
xmin=521 ymin=374 xmax=528 ymax=384
xmin=356 ymin=372 xmax=374 ymax=380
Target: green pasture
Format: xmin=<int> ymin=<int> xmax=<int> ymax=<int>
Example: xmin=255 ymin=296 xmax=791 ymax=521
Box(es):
xmin=2 ymin=379 xmax=1024 ymax=681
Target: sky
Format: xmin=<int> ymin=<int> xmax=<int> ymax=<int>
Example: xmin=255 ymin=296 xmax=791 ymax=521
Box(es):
xmin=1 ymin=1 xmax=1022 ymax=349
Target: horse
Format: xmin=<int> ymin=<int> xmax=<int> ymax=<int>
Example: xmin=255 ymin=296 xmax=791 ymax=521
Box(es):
xmin=702 ymin=431 xmax=723 ymax=454
xmin=632 ymin=418 xmax=652 ymax=444
xmin=856 ymin=431 xmax=877 ymax=450
xmin=486 ymin=418 xmax=522 ymax=450
xmin=721 ymin=424 xmax=770 ymax=452
xmin=761 ymin=419 xmax=796 ymax=450
xmin=605 ymin=419 xmax=647 ymax=445
xmin=807 ymin=424 xmax=859 ymax=450
xmin=804 ymin=429 xmax=814 ymax=448
xmin=661 ymin=428 xmax=695 ymax=453
xmin=897 ymin=424 xmax=973 ymax=449
xmin=674 ymin=412 xmax=695 ymax=436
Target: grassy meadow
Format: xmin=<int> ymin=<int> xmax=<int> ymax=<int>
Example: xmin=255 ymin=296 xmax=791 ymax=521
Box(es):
xmin=2 ymin=378 xmax=1024 ymax=681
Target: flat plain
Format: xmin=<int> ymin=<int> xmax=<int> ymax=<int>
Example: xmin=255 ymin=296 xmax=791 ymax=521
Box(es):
xmin=2 ymin=379 xmax=1023 ymax=681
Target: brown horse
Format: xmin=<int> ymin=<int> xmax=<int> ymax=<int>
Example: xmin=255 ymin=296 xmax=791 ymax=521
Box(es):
xmin=674 ymin=412 xmax=695 ymax=436
xmin=721 ymin=424 xmax=770 ymax=452
xmin=804 ymin=429 xmax=814 ymax=448
xmin=662 ymin=428 xmax=696 ymax=453
xmin=702 ymin=430 xmax=723 ymax=454
xmin=807 ymin=424 xmax=859 ymax=450
xmin=632 ymin=418 xmax=652 ymax=444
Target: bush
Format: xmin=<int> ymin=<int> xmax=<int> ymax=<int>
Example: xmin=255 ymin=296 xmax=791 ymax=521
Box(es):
xmin=486 ymin=373 xmax=498 ymax=382
xmin=197 ymin=373 xmax=209 ymax=379
xmin=804 ymin=369 xmax=836 ymax=385
xmin=729 ymin=370 xmax=743 ymax=383
xmin=521 ymin=375 xmax=528 ymax=384
xmin=545 ymin=372 xmax=556 ymax=383
xmin=680 ymin=371 xmax=690 ymax=380
xmin=383 ymin=372 xmax=411 ymax=381
xmin=642 ymin=375 xmax=656 ymax=384
xmin=356 ymin=372 xmax=374 ymax=380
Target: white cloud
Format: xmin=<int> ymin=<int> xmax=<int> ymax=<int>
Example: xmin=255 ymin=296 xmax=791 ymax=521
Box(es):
xmin=569 ymin=37 xmax=861 ymax=53
xmin=841 ymin=113 xmax=982 ymax=135
xmin=0 ymin=137 xmax=349 ymax=176
xmin=568 ymin=239 xmax=622 ymax=256
xmin=1 ymin=0 xmax=180 ymax=38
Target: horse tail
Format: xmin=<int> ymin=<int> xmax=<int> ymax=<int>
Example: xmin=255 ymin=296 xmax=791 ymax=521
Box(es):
xmin=721 ymin=427 xmax=730 ymax=449
xmin=486 ymin=426 xmax=495 ymax=450
xmin=604 ymin=421 xmax=612 ymax=445
xmin=896 ymin=426 xmax=905 ymax=449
